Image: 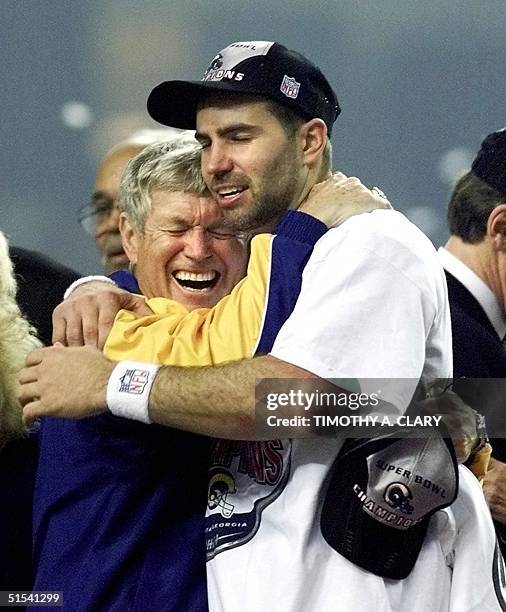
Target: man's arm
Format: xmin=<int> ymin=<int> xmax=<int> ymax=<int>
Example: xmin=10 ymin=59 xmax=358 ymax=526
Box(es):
xmin=20 ymin=178 xmax=393 ymax=433
xmin=19 ymin=343 xmax=316 ymax=439
xmin=53 ymin=173 xmax=390 ymax=350
xmin=148 ymin=355 xmax=312 ymax=438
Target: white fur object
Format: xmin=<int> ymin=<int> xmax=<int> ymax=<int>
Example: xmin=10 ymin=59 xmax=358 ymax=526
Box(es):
xmin=0 ymin=232 xmax=41 ymax=447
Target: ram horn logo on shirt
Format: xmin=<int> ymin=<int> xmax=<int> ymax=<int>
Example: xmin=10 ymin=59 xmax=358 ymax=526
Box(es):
xmin=208 ymin=468 xmax=237 ymax=518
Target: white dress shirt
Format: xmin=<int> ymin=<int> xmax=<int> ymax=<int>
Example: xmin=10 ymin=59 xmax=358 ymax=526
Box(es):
xmin=437 ymin=246 xmax=506 ymax=340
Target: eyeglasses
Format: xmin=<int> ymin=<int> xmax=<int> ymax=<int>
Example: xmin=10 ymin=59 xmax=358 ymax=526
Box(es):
xmin=78 ymin=197 xmax=118 ymax=235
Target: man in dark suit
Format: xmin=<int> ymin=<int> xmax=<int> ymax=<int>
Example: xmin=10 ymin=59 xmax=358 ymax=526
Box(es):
xmin=438 ymin=128 xmax=506 ymax=551
xmin=10 ymin=246 xmax=79 ymax=346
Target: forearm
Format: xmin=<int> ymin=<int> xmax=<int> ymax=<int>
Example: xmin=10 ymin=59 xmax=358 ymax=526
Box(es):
xmin=149 ymin=354 xmax=312 ymax=439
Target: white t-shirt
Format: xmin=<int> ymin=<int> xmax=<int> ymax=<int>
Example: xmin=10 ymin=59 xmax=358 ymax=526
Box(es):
xmin=206 ymin=211 xmax=504 ymax=611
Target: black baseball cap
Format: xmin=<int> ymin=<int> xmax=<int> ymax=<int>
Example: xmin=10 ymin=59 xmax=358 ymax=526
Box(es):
xmin=472 ymin=128 xmax=506 ymax=195
xmin=321 ymin=425 xmax=458 ymax=579
xmin=147 ymin=41 xmax=341 ymax=136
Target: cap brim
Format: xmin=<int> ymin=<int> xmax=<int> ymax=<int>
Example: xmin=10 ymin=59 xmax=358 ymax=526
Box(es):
xmin=147 ymin=79 xmax=248 ymax=130
xmin=321 ymin=472 xmax=429 ymax=580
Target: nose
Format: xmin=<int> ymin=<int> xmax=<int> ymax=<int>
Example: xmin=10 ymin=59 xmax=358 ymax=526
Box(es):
xmin=95 ymin=206 xmax=121 ymax=238
xmin=183 ymin=228 xmax=213 ymax=261
xmin=202 ymin=142 xmax=233 ymax=178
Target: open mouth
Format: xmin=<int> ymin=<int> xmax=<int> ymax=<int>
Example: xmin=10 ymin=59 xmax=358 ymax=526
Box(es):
xmin=172 ymin=270 xmax=220 ymax=292
xmin=218 ymin=187 xmax=247 ymax=199
xmin=215 ymin=185 xmax=248 ymax=206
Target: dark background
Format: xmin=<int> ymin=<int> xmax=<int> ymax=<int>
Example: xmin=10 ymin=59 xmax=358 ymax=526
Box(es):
xmin=2 ymin=0 xmax=505 ymax=273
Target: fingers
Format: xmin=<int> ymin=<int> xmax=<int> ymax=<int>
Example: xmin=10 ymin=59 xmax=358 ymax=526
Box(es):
xmin=53 ymin=301 xmax=89 ymax=346
xmin=97 ymin=299 xmax=120 ymax=350
xmin=370 ymin=186 xmax=387 ymax=199
xmin=22 ymin=400 xmax=43 ymax=427
xmin=18 ymin=366 xmax=39 ymax=385
xmin=52 ymin=290 xmax=130 ymax=348
xmin=124 ymin=293 xmax=153 ymax=316
xmin=82 ymin=309 xmax=101 ymax=347
xmin=24 ymin=348 xmax=45 ymax=367
xmin=52 ymin=304 xmax=68 ymax=345
xmin=18 ymin=380 xmax=39 ymax=408
xmin=299 ymin=171 xmax=392 ymax=228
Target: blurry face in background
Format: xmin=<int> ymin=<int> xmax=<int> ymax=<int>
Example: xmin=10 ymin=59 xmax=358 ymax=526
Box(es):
xmin=93 ymin=144 xmax=142 ymax=273
xmin=121 ymin=189 xmax=248 ymax=310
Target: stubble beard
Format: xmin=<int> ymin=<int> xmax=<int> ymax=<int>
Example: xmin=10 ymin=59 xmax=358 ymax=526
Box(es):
xmin=225 ymin=146 xmax=301 ymax=233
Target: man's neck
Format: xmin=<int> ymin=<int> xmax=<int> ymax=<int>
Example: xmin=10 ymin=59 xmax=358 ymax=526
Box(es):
xmin=293 ymin=165 xmax=332 ymax=210
xmin=445 ymin=236 xmax=502 ymax=305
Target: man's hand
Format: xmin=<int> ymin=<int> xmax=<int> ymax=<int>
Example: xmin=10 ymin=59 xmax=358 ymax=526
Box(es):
xmin=18 ymin=345 xmax=114 ymax=425
xmin=53 ymin=285 xmax=152 ymax=349
xmin=298 ymin=172 xmax=392 ymax=228
xmin=483 ymin=458 xmax=506 ymax=524
xmin=421 ymin=388 xmax=478 ymax=463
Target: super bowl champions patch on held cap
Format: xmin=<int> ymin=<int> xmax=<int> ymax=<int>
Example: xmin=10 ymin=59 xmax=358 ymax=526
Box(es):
xmin=320 ymin=425 xmax=458 ymax=579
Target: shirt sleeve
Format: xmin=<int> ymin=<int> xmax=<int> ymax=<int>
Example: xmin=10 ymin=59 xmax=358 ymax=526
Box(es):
xmin=103 ymin=211 xmax=326 ymax=367
xmin=269 ymin=216 xmax=445 ymax=408
xmin=271 ymin=220 xmax=443 ymax=375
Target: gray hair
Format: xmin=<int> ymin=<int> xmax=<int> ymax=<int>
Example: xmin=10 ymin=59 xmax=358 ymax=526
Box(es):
xmin=107 ymin=127 xmax=187 ymax=156
xmin=118 ymin=132 xmax=207 ymax=232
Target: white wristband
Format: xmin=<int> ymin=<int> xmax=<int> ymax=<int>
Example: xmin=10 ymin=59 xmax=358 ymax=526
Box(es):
xmin=63 ymin=275 xmax=116 ymax=300
xmin=106 ymin=361 xmax=160 ymax=424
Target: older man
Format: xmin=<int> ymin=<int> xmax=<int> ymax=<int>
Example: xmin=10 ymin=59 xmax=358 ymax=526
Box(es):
xmin=438 ymin=128 xmax=506 ymax=552
xmin=79 ymin=128 xmax=182 ymax=273
xmin=20 ymin=43 xmax=505 ymax=610
xmin=27 ymin=133 xmax=375 ymax=611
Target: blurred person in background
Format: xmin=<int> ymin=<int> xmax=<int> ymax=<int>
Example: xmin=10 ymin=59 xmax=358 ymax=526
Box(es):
xmin=9 ymin=246 xmax=78 ymax=346
xmin=79 ymin=128 xmax=184 ymax=273
xmin=438 ymin=128 xmax=506 ymax=553
xmin=0 ymin=231 xmax=41 ymax=593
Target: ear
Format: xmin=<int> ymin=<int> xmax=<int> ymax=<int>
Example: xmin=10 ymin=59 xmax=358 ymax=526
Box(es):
xmin=487 ymin=204 xmax=506 ymax=251
xmin=299 ymin=118 xmax=327 ymax=167
xmin=119 ymin=213 xmax=139 ymax=264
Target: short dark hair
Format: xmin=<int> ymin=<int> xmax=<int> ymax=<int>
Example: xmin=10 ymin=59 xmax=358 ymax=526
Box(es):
xmin=265 ymin=100 xmax=332 ymax=176
xmin=447 ymin=171 xmax=505 ymax=243
xmin=265 ymin=100 xmax=305 ymax=138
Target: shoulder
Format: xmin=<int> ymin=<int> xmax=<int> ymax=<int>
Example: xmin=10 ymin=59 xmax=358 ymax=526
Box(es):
xmin=9 ymin=247 xmax=80 ymax=345
xmin=310 ymin=210 xmax=445 ymax=296
xmin=10 ymin=246 xmax=79 ymax=287
xmin=314 ymin=210 xmax=437 ymax=261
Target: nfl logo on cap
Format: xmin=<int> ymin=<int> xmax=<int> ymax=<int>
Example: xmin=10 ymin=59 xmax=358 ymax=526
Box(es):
xmin=280 ymin=75 xmax=300 ymax=99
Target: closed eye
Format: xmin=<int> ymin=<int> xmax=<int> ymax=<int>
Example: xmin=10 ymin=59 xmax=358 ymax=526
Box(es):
xmin=209 ymin=230 xmax=238 ymax=240
xmin=231 ymin=134 xmax=251 ymax=142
